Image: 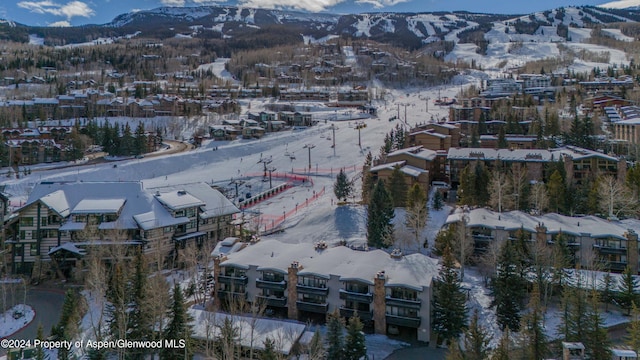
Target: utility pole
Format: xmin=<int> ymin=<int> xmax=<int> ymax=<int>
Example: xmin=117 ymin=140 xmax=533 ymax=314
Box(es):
xmin=229 ymin=178 xmax=245 ymax=198
xmin=355 ymin=123 xmax=364 ymax=148
xmin=267 ymin=166 xmax=276 ymax=188
xmin=303 ymin=144 xmax=315 ymax=170
xmin=258 ymin=156 xmax=272 ymax=180
xmin=330 ymin=123 xmax=339 ymax=148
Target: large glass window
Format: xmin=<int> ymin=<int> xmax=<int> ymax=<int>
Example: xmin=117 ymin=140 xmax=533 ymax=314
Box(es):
xmin=386 ymin=305 xmax=418 ymax=318
xmin=298 ymin=293 xmax=326 ymax=304
xmin=299 ymin=276 xmax=327 ymax=288
xmin=387 ymin=287 xmax=418 ymax=301
xmin=20 ymin=217 xmax=33 ymax=227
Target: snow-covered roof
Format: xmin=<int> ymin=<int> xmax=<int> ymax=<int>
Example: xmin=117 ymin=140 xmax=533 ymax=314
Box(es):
xmin=48 ymin=242 xmax=85 ymax=256
xmin=387 ymin=146 xmax=438 ymax=161
xmin=211 ymin=237 xmax=246 ymax=258
xmin=446 ymin=208 xmax=640 ymax=240
xmin=39 ymin=190 xmax=70 ymax=217
xmin=72 ymin=198 xmax=126 ymax=214
xmin=611 ymin=349 xmax=637 ymax=357
xmin=369 ymin=161 xmax=405 ymax=172
xmin=189 ymin=309 xmax=306 ymax=355
xmin=222 ymin=240 xmax=439 ymax=290
xmin=400 ymin=165 xmax=428 ymax=178
xmin=153 ymin=190 xmax=205 ymax=211
xmin=147 ymin=183 xmax=240 ymax=218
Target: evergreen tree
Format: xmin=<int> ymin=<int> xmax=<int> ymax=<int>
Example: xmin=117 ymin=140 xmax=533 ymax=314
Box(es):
xmin=463 ymin=309 xmax=491 ymax=360
xmin=344 ymin=313 xmax=366 ymax=360
xmin=326 ymin=310 xmax=345 ymax=360
xmin=53 ymin=289 xmax=81 ymax=360
xmin=162 ymin=284 xmax=194 ymax=360
xmin=388 ymin=166 xmax=408 ymax=207
xmin=128 ymin=250 xmax=152 ymax=359
xmin=617 ymin=265 xmax=639 ymax=315
xmin=491 ymin=240 xmax=526 ymax=331
xmin=361 ymin=152 xmax=375 ymax=204
xmin=547 ymin=170 xmax=566 ymax=213
xmin=557 ymin=276 xmax=589 ymax=344
xmin=35 ymin=324 xmax=45 ymax=360
xmin=134 ymin=122 xmax=147 ymax=155
xmin=433 ymin=190 xmax=444 ymax=210
xmin=585 ymin=291 xmax=611 ymax=360
xmin=478 ymin=112 xmax=488 ymax=135
xmin=106 ymin=263 xmax=127 ymax=344
xmin=261 ymin=338 xmax=278 ymax=360
xmin=367 ymin=180 xmax=395 ymax=248
xmin=334 ymin=169 xmax=353 ymax=202
xmin=600 ymin=272 xmax=614 ymax=312
xmin=518 ymin=284 xmax=549 ymax=360
xmin=432 ymin=246 xmax=468 ymax=342
xmin=497 ymin=126 xmax=508 ymax=149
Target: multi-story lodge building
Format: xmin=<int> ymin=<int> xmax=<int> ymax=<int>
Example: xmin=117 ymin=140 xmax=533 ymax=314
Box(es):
xmin=213 ymin=239 xmax=439 ymax=342
xmin=5 ymin=181 xmax=239 ymax=277
xmin=446 ymin=208 xmax=640 ymax=273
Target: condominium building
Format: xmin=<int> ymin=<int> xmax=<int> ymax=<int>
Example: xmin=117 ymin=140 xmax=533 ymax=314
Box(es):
xmin=213 ymin=240 xmax=439 ymax=342
xmin=5 ymin=181 xmax=239 ymax=277
xmin=446 ymin=208 xmax=640 ymax=273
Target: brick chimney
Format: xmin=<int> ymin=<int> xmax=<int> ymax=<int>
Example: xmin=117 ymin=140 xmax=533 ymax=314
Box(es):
xmin=373 ymin=270 xmax=387 ymax=335
xmin=626 ymin=229 xmax=639 ymax=274
xmin=288 ymin=261 xmax=301 ymax=320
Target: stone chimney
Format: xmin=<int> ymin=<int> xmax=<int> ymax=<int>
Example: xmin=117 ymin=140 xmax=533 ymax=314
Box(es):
xmin=213 ymin=255 xmax=227 ymax=309
xmin=626 ymin=229 xmax=639 ymax=274
xmin=373 ymin=270 xmax=387 ymax=335
xmin=288 ymin=261 xmax=301 ymax=320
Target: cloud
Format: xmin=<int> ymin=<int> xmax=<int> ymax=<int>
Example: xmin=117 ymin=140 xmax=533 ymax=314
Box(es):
xmin=17 ymin=0 xmax=95 ymax=20
xmin=160 ymin=0 xmax=186 ymax=5
xmin=355 ymin=0 xmax=410 ymax=8
xmin=48 ymin=20 xmax=71 ymax=26
xmin=238 ymin=0 xmax=345 ymax=12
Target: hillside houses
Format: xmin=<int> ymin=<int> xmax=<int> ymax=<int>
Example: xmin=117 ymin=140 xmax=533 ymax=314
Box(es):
xmin=5 ymin=181 xmax=239 ymax=278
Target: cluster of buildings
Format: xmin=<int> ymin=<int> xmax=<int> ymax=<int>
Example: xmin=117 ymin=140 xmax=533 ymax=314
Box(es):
xmin=2 ymin=181 xmax=240 ymax=278
xmin=446 ymin=207 xmax=640 ymax=273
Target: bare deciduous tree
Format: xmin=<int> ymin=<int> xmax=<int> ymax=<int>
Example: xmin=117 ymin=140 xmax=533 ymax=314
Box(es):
xmin=598 ymin=175 xmax=636 ymax=219
xmin=489 ymin=171 xmax=510 ymax=213
xmin=529 ymin=182 xmax=549 ymax=215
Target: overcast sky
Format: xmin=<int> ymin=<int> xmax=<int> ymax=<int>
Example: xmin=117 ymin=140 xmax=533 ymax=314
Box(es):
xmin=0 ymin=0 xmax=623 ymax=27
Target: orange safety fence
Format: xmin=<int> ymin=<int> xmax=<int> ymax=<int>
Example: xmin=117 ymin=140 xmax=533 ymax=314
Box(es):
xmin=257 ymin=186 xmax=326 ymax=234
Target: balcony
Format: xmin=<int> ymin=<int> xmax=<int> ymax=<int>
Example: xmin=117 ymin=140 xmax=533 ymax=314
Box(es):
xmin=339 ymin=307 xmax=373 ymax=321
xmin=339 ymin=289 xmax=373 ymax=303
xmin=256 ymin=295 xmax=287 ymax=307
xmin=297 ymin=284 xmax=329 ymax=296
xmin=296 ymin=300 xmax=329 ymax=314
xmin=593 ymin=244 xmax=627 ymax=255
xmin=386 ymin=314 xmax=421 ymax=328
xmin=385 ymin=296 xmax=422 ymax=310
xmin=256 ymin=278 xmax=287 ymax=291
xmin=218 ymin=275 xmax=248 ymax=286
xmin=217 ymin=291 xmax=247 ymax=302
xmin=600 ymin=260 xmax=627 ymax=272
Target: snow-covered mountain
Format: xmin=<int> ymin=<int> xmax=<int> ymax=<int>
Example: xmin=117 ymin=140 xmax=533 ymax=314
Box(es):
xmin=1 ymin=5 xmax=639 ymax=49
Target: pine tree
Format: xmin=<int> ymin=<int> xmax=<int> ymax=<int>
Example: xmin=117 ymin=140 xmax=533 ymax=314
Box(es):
xmin=433 ymin=190 xmax=444 ymax=210
xmin=128 ymin=250 xmax=152 ymax=359
xmin=497 ymin=126 xmax=508 ymax=149
xmin=361 ymin=152 xmax=375 ymax=204
xmin=600 ymin=272 xmax=614 ymax=312
xmin=162 ymin=284 xmax=194 ymax=360
xmin=617 ymin=265 xmax=639 ymax=315
xmin=326 ymin=310 xmax=345 ymax=360
xmin=518 ymin=284 xmax=549 ymax=360
xmin=261 ymin=337 xmax=278 ymax=360
xmin=134 ymin=121 xmax=147 ymax=155
xmin=585 ymin=291 xmax=611 ymax=360
xmin=491 ymin=239 xmax=525 ymax=331
xmin=106 ymin=263 xmax=127 ymax=344
xmin=547 ymin=170 xmax=565 ymax=213
xmin=344 ymin=313 xmax=366 ymax=360
xmin=388 ymin=166 xmax=408 ymax=207
xmin=334 ymin=169 xmax=353 ymax=202
xmin=432 ymin=246 xmax=468 ymax=342
xmin=367 ymin=180 xmax=395 ymax=248
xmin=35 ymin=324 xmax=45 ymax=360
xmin=557 ymin=276 xmax=589 ymax=344
xmin=463 ymin=309 xmax=491 ymax=360
xmin=53 ymin=289 xmax=81 ymax=360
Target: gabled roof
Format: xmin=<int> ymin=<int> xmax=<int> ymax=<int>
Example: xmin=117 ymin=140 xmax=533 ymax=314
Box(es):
xmin=147 ymin=182 xmax=240 ymax=219
xmin=154 ymin=190 xmax=205 ymax=211
xmin=72 ymin=198 xmax=126 ymax=214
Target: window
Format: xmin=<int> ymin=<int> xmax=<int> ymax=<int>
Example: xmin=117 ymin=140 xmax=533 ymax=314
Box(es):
xmin=164 ymin=226 xmax=173 ymax=233
xmin=186 ymin=220 xmax=197 ymax=230
xmin=345 ymin=281 xmax=369 ymax=294
xmin=186 ymin=208 xmax=196 ymax=217
xmin=30 ymin=244 xmax=38 ymax=256
xmin=262 ymin=288 xmax=284 ymax=298
xmin=175 ymin=210 xmax=185 ymax=217
xmin=262 ymin=271 xmax=285 ymax=283
xmin=387 ymin=287 xmax=419 ymax=301
xmin=40 ymin=217 xmax=47 ymax=226
xmin=386 ymin=305 xmax=419 ymax=318
xmin=20 ymin=217 xmax=33 ymax=227
xmin=223 ymin=267 xmax=246 ymax=277
xmin=298 ymin=293 xmax=326 ymax=304
xmin=299 ymin=276 xmax=327 ymax=288
xmin=345 ymin=300 xmax=369 ymax=311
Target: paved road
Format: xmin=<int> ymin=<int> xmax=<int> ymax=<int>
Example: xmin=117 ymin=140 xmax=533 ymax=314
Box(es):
xmin=0 ymin=287 xmax=65 ymax=356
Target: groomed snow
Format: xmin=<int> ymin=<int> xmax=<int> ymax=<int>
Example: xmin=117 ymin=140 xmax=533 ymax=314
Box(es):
xmin=0 ymin=304 xmax=35 ymax=339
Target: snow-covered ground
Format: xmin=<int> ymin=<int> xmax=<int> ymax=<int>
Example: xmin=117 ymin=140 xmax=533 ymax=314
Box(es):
xmin=0 ymin=304 xmax=35 ymax=339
